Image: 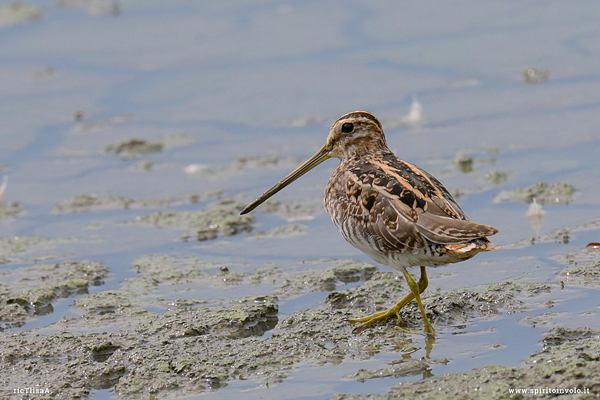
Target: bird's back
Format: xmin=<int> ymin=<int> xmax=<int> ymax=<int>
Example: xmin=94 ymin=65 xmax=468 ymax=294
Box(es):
xmin=324 ymin=152 xmax=497 ymax=269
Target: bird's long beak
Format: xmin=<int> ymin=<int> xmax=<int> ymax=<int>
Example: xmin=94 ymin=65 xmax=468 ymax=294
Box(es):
xmin=240 ymin=145 xmax=331 ymax=215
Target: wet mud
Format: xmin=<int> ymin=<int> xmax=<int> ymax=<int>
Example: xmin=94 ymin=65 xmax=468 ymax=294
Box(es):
xmin=1 ymin=239 xmax=598 ymax=398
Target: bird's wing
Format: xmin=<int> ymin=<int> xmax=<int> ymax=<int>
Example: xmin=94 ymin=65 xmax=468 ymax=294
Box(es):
xmin=340 ymin=156 xmax=497 ymax=247
xmin=334 ymin=166 xmax=426 ymax=252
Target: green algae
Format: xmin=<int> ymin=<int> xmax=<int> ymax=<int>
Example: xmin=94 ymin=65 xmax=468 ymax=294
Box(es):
xmin=561 ymin=262 xmax=600 ymax=286
xmin=72 ymin=254 xmax=222 ymax=312
xmin=0 ymin=236 xmax=47 ymax=262
xmin=130 ymin=254 xmax=213 ymax=288
xmin=185 ymin=155 xmax=303 ymax=178
xmin=254 ymin=198 xmax=320 ymax=221
xmin=494 ymin=182 xmax=577 ymax=204
xmin=53 ymin=192 xmax=135 ymax=213
xmin=1 ymin=254 xmax=598 ymax=398
xmin=0 ymin=298 xmax=281 ymax=397
xmin=483 ymin=170 xmax=509 ymax=185
xmin=522 ymin=67 xmax=550 ymax=83
xmin=453 ymin=153 xmax=473 ymax=173
xmin=501 ymin=218 xmax=600 ymax=250
xmin=73 ymin=290 xmax=135 ymax=313
xmin=331 ymin=276 xmax=552 ymax=329
xmin=57 ymin=0 xmax=121 ymax=16
xmin=131 ymin=199 xmax=255 ymax=241
xmin=0 ymin=200 xmax=23 ymax=221
xmin=105 ymin=138 xmax=163 ymax=159
xmin=276 ymin=260 xmax=377 ymax=298
xmin=53 ymin=190 xmax=223 ymax=213
xmin=0 ymin=258 xmax=384 ymax=398
xmin=0 ymin=260 xmax=108 ymax=330
xmin=209 ymin=270 xmax=247 ymax=286
xmin=333 ymin=327 xmax=600 ymax=399
xmin=0 ymin=2 xmax=43 ymax=26
xmin=550 ymin=247 xmax=600 ymax=287
xmin=248 ymin=223 xmax=307 ymax=239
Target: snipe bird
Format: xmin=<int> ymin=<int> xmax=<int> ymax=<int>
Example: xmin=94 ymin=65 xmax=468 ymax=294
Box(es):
xmin=241 ymin=111 xmax=498 ymax=335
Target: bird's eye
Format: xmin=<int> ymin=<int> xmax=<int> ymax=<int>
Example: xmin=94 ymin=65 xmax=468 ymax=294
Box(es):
xmin=341 ymin=123 xmax=354 ymax=133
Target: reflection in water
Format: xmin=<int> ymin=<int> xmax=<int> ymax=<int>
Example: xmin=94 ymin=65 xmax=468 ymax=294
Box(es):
xmin=526 ymin=198 xmax=546 ymax=234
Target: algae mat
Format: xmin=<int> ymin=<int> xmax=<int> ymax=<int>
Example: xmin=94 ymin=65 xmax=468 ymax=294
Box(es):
xmin=2 ymin=251 xmax=600 ymax=398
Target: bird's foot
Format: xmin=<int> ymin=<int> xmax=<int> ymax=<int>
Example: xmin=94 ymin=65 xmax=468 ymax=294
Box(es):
xmin=423 ymin=319 xmax=435 ymax=336
xmin=349 ymin=306 xmax=404 ymax=333
xmin=350 ymin=309 xmax=436 ymax=336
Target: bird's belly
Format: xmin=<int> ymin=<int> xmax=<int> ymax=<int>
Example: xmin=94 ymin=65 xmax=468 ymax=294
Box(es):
xmin=323 ymin=184 xmax=481 ymax=270
xmin=328 ymin=212 xmax=448 ymax=271
xmin=326 ymin=206 xmax=468 ymax=271
xmin=343 ymin=231 xmax=455 ymax=270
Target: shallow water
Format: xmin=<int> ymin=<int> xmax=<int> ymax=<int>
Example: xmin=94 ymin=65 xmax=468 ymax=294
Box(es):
xmin=1 ymin=1 xmax=600 ymax=399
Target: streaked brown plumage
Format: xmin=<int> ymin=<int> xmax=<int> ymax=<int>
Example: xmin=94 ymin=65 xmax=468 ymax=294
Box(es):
xmin=241 ymin=111 xmax=498 ymax=335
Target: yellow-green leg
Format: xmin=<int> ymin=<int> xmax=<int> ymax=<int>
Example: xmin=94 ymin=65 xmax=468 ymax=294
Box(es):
xmin=402 ymin=268 xmax=434 ymax=334
xmin=350 ymin=266 xmax=429 ymax=332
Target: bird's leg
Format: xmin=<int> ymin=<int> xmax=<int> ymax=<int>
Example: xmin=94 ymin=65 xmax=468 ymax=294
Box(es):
xmin=417 ymin=266 xmax=428 ymax=293
xmin=349 ymin=266 xmax=429 ymax=332
xmin=402 ymin=268 xmax=434 ymax=335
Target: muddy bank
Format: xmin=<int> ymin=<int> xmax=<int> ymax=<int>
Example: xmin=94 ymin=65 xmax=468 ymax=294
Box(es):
xmin=0 ymin=260 xmax=108 ymax=330
xmin=333 ymin=326 xmax=600 ymax=399
xmin=0 ymin=193 xmax=598 ymax=399
xmin=494 ymin=182 xmax=577 ymax=204
xmin=1 ymin=251 xmax=598 ymax=399
xmin=130 ymin=199 xmax=255 ymax=241
xmin=52 ymin=191 xmax=224 ymax=213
